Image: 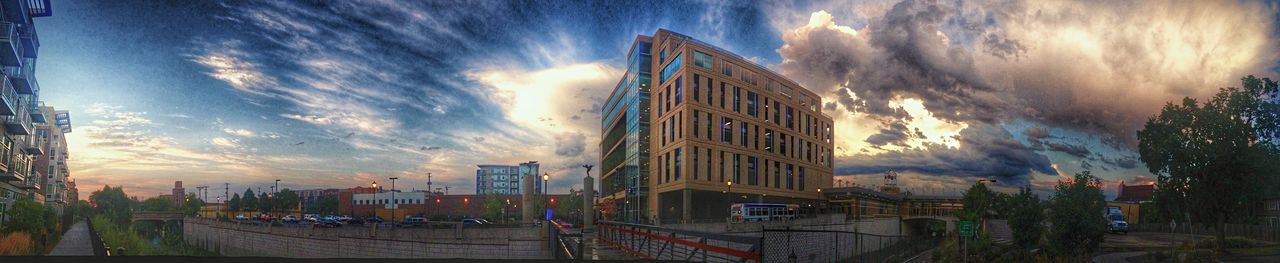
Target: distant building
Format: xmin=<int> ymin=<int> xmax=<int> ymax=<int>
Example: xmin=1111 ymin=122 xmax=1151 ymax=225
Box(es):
xmin=296 ymin=188 xmax=340 ymax=211
xmin=1114 ymin=181 xmax=1154 ymax=203
xmin=475 ymin=161 xmax=543 ymax=195
xmin=339 ymin=191 xmax=570 ymax=221
xmin=172 ymin=181 xmax=185 ymax=206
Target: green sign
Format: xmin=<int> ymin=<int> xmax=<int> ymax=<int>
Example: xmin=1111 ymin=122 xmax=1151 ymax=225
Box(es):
xmin=959 ymin=221 xmax=976 ymax=237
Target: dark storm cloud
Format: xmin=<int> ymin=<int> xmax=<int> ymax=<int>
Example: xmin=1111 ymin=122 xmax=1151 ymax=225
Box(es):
xmin=836 ymin=123 xmax=1056 ymax=186
xmin=1045 ymin=142 xmax=1090 ymax=158
xmin=865 ymin=122 xmax=912 ymax=146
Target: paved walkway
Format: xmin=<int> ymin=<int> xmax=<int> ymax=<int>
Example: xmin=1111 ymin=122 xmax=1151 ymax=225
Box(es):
xmin=1093 ymin=251 xmax=1146 ymax=263
xmin=48 ymin=220 xmax=94 ymax=256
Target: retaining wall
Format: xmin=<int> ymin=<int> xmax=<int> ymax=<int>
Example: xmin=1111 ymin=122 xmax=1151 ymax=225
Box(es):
xmin=183 ymin=218 xmax=548 ymax=259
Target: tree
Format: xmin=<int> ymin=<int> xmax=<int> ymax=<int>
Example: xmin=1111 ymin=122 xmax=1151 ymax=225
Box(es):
xmin=138 ymin=196 xmax=175 ymax=212
xmin=90 ymin=185 xmax=132 ymax=226
xmin=1008 ymin=187 xmax=1044 ymax=249
xmin=1047 ymin=171 xmax=1108 ymax=259
xmin=558 ymin=188 xmax=584 ymax=223
xmin=240 ymin=189 xmax=257 ymax=212
xmin=274 ymin=189 xmax=300 ymax=213
xmin=310 ymin=196 xmax=338 ymax=215
xmin=228 ymin=193 xmax=241 ymax=212
xmin=960 ymin=182 xmax=996 ymax=221
xmin=1137 ymin=75 xmax=1280 ymax=252
xmin=482 ymin=192 xmax=504 ymax=221
xmin=183 ymin=193 xmax=205 ymax=216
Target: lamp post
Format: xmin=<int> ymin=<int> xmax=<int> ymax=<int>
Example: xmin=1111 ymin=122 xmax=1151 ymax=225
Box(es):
xmin=542 ymin=172 xmax=550 ymax=222
xmin=724 ymin=181 xmax=734 ymax=222
xmin=389 ymin=177 xmax=398 ymax=228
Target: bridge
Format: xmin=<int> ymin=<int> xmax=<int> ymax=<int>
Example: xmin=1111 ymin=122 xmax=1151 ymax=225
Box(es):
xmin=131 ymin=211 xmax=185 ymax=222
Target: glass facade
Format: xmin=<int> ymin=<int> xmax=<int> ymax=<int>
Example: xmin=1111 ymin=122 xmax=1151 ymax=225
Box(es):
xmin=601 ymin=40 xmax=652 ymax=223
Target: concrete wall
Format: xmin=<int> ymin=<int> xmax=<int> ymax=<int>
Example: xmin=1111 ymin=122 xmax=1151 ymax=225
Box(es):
xmin=183 ymin=218 xmax=548 ymax=259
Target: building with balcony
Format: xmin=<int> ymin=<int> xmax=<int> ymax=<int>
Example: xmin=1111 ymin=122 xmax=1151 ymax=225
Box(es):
xmin=601 ymin=29 xmax=835 ymax=224
xmin=0 ymin=0 xmax=51 ymax=224
xmin=475 ymin=161 xmax=543 ymax=195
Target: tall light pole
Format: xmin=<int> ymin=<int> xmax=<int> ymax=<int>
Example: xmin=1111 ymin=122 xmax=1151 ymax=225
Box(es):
xmin=389 ymin=177 xmax=398 ymax=228
xmin=547 ymin=171 xmax=552 ymax=220
xmin=426 ymin=172 xmax=432 ymax=219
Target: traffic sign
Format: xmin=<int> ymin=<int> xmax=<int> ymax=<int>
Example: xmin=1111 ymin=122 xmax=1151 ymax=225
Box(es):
xmin=959 ymin=221 xmax=976 ymax=237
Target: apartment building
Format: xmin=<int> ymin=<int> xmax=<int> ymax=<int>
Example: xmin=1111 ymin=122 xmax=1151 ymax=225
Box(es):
xmin=602 ymin=29 xmax=835 ymax=224
xmin=475 ymin=161 xmax=543 ymax=195
xmin=35 ymin=104 xmax=70 ymax=212
xmin=0 ymin=0 xmax=52 ymax=222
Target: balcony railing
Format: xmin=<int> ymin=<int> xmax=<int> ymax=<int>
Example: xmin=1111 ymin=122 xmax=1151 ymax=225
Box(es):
xmin=7 ymin=58 xmax=35 ymax=94
xmin=18 ymin=23 xmax=35 ymax=58
xmin=28 ymin=0 xmax=52 ymax=18
xmin=28 ymin=100 xmax=42 ymax=123
xmin=4 ymin=95 xmax=32 ymax=135
xmin=0 ymin=22 xmax=20 ymax=67
xmin=21 ymin=130 xmax=40 ymax=155
xmin=0 ymin=77 xmax=15 ymax=116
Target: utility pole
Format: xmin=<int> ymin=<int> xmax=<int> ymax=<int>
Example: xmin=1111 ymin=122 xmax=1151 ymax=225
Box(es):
xmin=426 ymin=172 xmax=433 ymax=218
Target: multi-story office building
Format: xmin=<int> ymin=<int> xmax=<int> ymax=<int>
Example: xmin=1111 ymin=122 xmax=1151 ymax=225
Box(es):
xmin=601 ymin=29 xmax=835 ymax=224
xmin=0 ymin=0 xmax=52 ymax=223
xmin=475 ymin=161 xmax=543 ymax=195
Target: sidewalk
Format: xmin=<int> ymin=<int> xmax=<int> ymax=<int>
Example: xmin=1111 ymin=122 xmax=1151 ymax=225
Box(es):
xmin=48 ymin=220 xmax=94 ymax=256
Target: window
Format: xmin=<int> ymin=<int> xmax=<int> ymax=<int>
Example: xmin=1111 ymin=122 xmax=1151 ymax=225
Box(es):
xmin=669 ymin=116 xmax=675 ymax=143
xmin=692 ymin=147 xmax=699 ymax=180
xmin=659 ymin=53 xmax=683 ymax=84
xmin=693 ymin=110 xmax=700 ymax=138
xmin=664 ymin=154 xmax=670 ymax=183
xmin=693 ymin=74 xmax=700 ymax=102
xmin=786 ymin=164 xmax=794 ymax=190
xmin=674 ymin=148 xmax=682 ymax=181
xmin=675 ymin=76 xmax=683 ymax=105
xmin=706 ymin=112 xmax=713 ymax=139
xmin=677 ymin=112 xmax=682 ymax=139
xmin=707 ymin=77 xmax=714 ymax=106
xmin=733 ymin=154 xmax=741 ymax=183
xmin=774 ymin=102 xmax=781 ymax=125
xmin=694 ymin=50 xmax=712 ymax=69
xmin=719 ymin=83 xmax=726 ymax=109
xmin=765 ymin=129 xmax=774 ymax=152
xmin=706 ymin=148 xmax=712 ymax=181
xmin=799 ymin=166 xmax=806 ymax=191
xmin=733 ymin=86 xmax=741 ymax=113
xmin=740 ymin=121 xmax=748 ymax=147
xmin=780 ymin=134 xmax=787 ymax=156
xmin=754 ymin=126 xmax=760 ymax=150
xmin=719 ymin=151 xmax=725 ymax=182
xmin=721 ymin=117 xmax=733 ymax=143
xmin=721 ymin=60 xmax=734 ymax=76
xmin=661 ymin=121 xmax=666 ymax=147
xmin=747 ymin=92 xmax=758 ymax=117
xmin=659 ymin=47 xmax=667 ymax=62
xmin=747 ymin=156 xmax=758 ymax=186
xmin=786 ymin=107 xmax=794 ymax=129
xmin=665 ymin=86 xmax=671 ymax=113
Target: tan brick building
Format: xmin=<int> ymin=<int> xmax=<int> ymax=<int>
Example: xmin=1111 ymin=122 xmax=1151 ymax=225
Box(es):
xmin=601 ymin=29 xmax=834 ymax=224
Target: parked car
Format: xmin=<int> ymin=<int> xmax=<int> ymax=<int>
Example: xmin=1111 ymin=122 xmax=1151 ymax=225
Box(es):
xmin=365 ymin=215 xmax=384 ymax=223
xmin=462 ymin=218 xmax=487 ymax=227
xmin=282 ymin=215 xmax=300 ymax=223
xmin=338 ymin=215 xmax=353 ymax=222
xmin=402 ymin=216 xmax=427 ymax=227
xmin=234 ymin=214 xmax=249 ymax=221
xmin=303 ymin=215 xmax=319 ymax=222
xmin=315 ymin=219 xmax=343 ymax=228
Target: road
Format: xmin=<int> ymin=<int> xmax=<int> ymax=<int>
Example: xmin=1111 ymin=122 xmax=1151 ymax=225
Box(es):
xmin=48 ymin=220 xmax=94 ymax=256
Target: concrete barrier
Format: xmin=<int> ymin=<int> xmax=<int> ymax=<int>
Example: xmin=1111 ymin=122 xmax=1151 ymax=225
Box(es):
xmin=183 ymin=218 xmax=548 ymax=259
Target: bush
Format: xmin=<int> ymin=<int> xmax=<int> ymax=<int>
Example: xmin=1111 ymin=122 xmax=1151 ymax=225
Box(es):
xmin=92 ymin=215 xmax=153 ymax=256
xmin=0 ymin=232 xmax=34 ymax=255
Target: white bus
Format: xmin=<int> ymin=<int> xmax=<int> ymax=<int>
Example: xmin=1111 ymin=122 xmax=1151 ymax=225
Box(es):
xmin=730 ymin=203 xmax=799 ymax=223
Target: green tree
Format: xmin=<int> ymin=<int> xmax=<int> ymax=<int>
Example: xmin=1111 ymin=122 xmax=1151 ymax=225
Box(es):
xmin=139 ymin=196 xmax=176 ymax=212
xmin=257 ymin=192 xmax=272 ymax=213
xmin=228 ymin=193 xmax=241 ymax=212
xmin=240 ymin=189 xmax=257 ymax=212
xmin=274 ymin=189 xmax=300 ymax=213
xmin=90 ymin=185 xmax=132 ymax=226
xmin=1137 ymin=75 xmax=1280 ymax=252
xmin=482 ymin=192 xmax=504 ymax=220
xmin=960 ymin=182 xmax=996 ymax=221
xmin=1008 ymin=187 xmax=1044 ymax=249
xmin=183 ymin=193 xmax=205 ymax=216
xmin=2 ymin=198 xmax=51 ymax=239
xmin=1047 ymin=171 xmax=1108 ymax=259
xmin=308 ymin=196 xmax=338 ymax=215
xmin=558 ymin=188 xmax=584 ymax=223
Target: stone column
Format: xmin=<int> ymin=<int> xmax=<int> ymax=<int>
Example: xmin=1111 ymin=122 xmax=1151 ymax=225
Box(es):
xmin=583 ymin=175 xmax=594 ymax=231
xmin=522 ymin=172 xmax=535 ymax=225
xmin=681 ymin=189 xmax=691 ymax=223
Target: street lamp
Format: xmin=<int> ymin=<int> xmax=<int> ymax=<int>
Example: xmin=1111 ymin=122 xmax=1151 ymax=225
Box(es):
xmin=724 ymin=181 xmax=734 ymax=222
xmin=542 ymin=172 xmax=550 ymax=221
xmin=389 ymin=177 xmax=398 ymax=228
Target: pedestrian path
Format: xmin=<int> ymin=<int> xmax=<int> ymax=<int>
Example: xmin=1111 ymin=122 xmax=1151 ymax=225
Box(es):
xmin=1093 ymin=251 xmax=1146 ymax=263
xmin=48 ymin=220 xmax=94 ymax=256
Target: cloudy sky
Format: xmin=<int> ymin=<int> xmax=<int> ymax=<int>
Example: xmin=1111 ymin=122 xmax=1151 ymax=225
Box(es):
xmin=36 ymin=0 xmax=1280 ymax=199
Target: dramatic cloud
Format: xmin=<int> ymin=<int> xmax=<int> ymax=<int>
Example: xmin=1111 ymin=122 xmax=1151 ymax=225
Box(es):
xmin=772 ymin=0 xmax=1279 ymax=185
xmin=836 ymin=123 xmax=1056 ymax=185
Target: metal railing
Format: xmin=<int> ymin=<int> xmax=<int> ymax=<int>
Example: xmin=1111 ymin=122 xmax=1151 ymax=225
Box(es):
xmin=85 ymin=218 xmax=109 ymax=256
xmin=550 ymin=221 xmax=584 ymax=260
xmin=598 ymin=220 xmax=761 ymax=262
xmin=760 ymin=227 xmax=940 ymax=263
